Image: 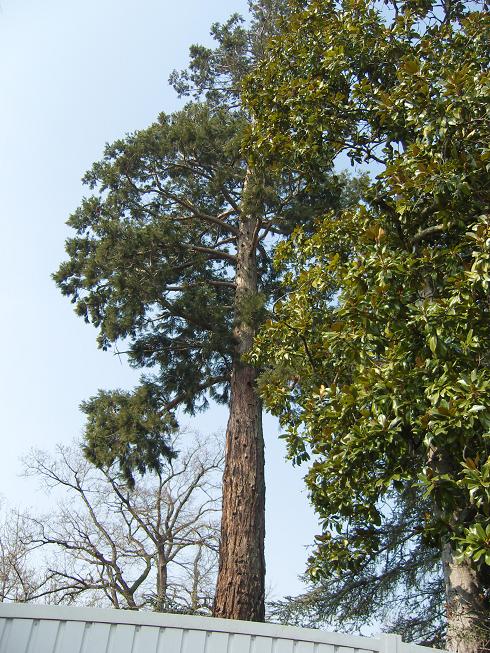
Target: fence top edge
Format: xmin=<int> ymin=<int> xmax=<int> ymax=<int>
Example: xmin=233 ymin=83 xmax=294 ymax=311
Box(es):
xmin=0 ymin=602 xmax=382 ymax=648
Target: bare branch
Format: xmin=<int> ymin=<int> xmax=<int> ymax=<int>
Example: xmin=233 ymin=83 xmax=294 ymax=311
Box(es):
xmin=14 ymin=432 xmax=223 ymax=612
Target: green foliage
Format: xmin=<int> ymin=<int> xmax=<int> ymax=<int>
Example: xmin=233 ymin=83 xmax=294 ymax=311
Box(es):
xmin=170 ymin=0 xmax=290 ymax=108
xmin=82 ymin=385 xmax=177 ymax=487
xmin=246 ymin=0 xmax=490 ymax=624
xmin=245 ymin=0 xmax=489 ymax=172
xmin=236 ymin=291 xmax=268 ymax=329
xmin=269 ymin=487 xmax=446 ymax=646
xmin=457 ymin=456 xmax=490 ymax=566
xmin=54 ymin=103 xmax=242 ymax=416
xmin=54 ymin=1 xmax=350 ymax=482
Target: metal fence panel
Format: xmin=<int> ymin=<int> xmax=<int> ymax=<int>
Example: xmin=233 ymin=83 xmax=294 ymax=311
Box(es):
xmin=0 ymin=603 xmax=447 ymax=653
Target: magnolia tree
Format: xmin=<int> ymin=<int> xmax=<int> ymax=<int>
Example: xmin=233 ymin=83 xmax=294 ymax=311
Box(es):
xmin=245 ymin=0 xmax=490 ymax=649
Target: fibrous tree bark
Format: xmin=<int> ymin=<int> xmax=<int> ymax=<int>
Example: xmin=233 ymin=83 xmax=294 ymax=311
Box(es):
xmin=431 ymin=447 xmax=490 ymax=652
xmin=442 ymin=544 xmax=488 ymax=653
xmin=214 ymin=173 xmax=266 ymax=620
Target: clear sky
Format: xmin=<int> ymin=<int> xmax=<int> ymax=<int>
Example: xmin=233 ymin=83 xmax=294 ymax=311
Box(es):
xmin=0 ymin=0 xmax=319 ymax=602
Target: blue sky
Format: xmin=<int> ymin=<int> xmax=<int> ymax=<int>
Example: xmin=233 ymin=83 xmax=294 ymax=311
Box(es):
xmin=0 ymin=0 xmax=319 ymax=601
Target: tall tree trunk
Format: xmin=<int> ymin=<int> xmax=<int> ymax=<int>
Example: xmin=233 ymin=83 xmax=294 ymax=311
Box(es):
xmin=214 ymin=174 xmax=266 ymax=621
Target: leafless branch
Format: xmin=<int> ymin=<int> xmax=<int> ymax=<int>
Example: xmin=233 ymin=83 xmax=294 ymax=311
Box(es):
xmin=15 ymin=432 xmax=223 ymax=612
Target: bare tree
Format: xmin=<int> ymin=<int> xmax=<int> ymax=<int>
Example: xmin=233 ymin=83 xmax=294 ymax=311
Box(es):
xmin=22 ymin=431 xmax=223 ymax=612
xmin=0 ymin=503 xmax=62 ymax=603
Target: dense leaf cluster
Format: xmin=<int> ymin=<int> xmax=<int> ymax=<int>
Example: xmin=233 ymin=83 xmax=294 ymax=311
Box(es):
xmin=54 ymin=104 xmax=245 ymax=421
xmin=81 ymin=386 xmax=177 ymax=487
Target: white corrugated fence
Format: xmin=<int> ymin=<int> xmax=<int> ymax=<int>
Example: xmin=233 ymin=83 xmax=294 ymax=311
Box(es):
xmin=0 ymin=603 xmax=446 ymax=653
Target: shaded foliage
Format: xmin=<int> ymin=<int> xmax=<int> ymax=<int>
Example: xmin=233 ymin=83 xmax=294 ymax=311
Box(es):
xmin=269 ymin=489 xmax=446 ymax=646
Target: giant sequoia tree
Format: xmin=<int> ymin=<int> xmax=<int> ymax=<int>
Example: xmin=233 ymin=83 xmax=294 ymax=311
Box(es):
xmin=54 ymin=1 xmax=343 ymax=620
xmin=245 ymin=0 xmax=490 ymax=648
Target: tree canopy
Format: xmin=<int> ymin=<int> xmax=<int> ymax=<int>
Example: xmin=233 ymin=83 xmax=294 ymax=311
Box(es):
xmin=23 ymin=433 xmax=222 ymax=612
xmin=245 ymin=0 xmax=490 ymax=647
xmin=55 ymin=103 xmax=246 ymax=423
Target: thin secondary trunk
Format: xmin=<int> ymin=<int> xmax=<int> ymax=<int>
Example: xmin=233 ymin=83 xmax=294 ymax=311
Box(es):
xmin=155 ymin=550 xmax=167 ymax=612
xmin=191 ymin=545 xmax=203 ymax=612
xmin=214 ymin=174 xmax=266 ymax=621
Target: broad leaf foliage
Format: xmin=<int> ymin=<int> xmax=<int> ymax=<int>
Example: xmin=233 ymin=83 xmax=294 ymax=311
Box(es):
xmin=245 ymin=0 xmax=490 ymax=644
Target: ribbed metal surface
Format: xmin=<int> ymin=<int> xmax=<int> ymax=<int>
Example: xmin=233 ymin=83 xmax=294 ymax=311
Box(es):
xmin=0 ymin=622 xmax=371 ymax=653
xmin=0 ymin=604 xmax=444 ymax=653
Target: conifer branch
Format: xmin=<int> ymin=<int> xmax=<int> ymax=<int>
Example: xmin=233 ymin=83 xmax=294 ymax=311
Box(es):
xmin=164 ymin=375 xmax=230 ymax=412
xmin=184 ymin=244 xmax=237 ymax=263
xmin=164 ymin=279 xmax=236 ymax=291
xmin=221 ymin=188 xmax=241 ymax=214
xmin=150 ymin=168 xmax=239 ymax=235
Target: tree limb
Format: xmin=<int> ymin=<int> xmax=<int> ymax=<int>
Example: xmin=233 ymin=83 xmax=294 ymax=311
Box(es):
xmin=410 ymin=224 xmax=444 ymax=247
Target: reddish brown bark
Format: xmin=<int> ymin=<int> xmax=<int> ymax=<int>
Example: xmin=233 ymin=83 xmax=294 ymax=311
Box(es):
xmin=213 ymin=178 xmax=266 ymax=621
xmin=213 ymin=363 xmax=265 ymax=621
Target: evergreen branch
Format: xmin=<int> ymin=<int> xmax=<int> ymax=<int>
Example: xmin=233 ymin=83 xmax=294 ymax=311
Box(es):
xmin=164 ymin=279 xmax=236 ymax=291
xmin=220 ymin=187 xmax=241 ymax=214
xmin=183 ymin=244 xmax=237 ymax=263
xmin=150 ymin=167 xmax=239 ymax=235
xmin=252 ymin=218 xmax=265 ymax=251
xmin=162 ymin=160 xmax=215 ymax=181
xmin=124 ymin=170 xmax=239 ymax=239
xmin=164 ymin=375 xmax=230 ymax=412
xmin=260 ymin=221 xmax=289 ymax=238
xmin=214 ymin=236 xmax=237 ymax=248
